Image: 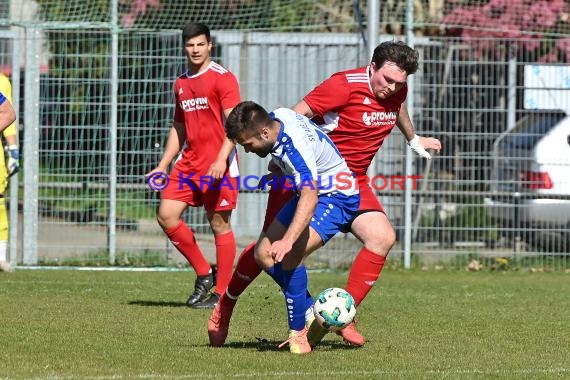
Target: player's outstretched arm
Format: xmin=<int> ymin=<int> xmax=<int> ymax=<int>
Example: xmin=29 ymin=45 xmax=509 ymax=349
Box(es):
xmin=291 ymin=100 xmax=315 ymax=118
xmin=271 ymin=184 xmax=317 ymax=263
xmin=396 ymin=102 xmax=442 ymax=159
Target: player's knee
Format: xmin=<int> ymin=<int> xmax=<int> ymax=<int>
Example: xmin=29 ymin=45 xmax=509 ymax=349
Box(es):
xmin=156 ymin=210 xmax=178 ymax=230
xmin=208 ymin=210 xmax=233 ymax=235
xmin=253 ymin=248 xmax=272 ymax=270
xmin=364 ymin=227 xmax=396 ymax=256
xmin=209 ymin=220 xmax=232 ymax=236
xmin=281 ymin=257 xmax=299 ymax=271
xmin=381 ymin=227 xmax=397 ymax=252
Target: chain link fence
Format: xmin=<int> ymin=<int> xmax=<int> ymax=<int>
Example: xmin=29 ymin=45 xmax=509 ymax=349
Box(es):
xmin=0 ymin=1 xmax=568 ymax=270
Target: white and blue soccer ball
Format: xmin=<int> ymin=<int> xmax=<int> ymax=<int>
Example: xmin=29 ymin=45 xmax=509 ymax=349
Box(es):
xmin=313 ymin=287 xmax=356 ymax=331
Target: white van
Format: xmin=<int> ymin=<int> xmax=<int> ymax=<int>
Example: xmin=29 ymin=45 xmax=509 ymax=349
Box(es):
xmin=484 ymin=110 xmax=570 ymax=252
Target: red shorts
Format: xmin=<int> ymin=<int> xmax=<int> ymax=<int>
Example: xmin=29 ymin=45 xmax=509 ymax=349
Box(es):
xmin=161 ymin=167 xmax=238 ymax=212
xmin=262 ymin=175 xmax=384 ymax=232
xmin=356 ymin=175 xmax=385 ymax=213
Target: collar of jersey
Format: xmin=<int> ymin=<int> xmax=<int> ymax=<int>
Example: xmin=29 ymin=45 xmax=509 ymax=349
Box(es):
xmin=184 ymin=61 xmax=213 ymax=79
xmin=366 ymin=65 xmax=374 ymax=94
xmin=269 ymin=112 xmax=287 ymax=153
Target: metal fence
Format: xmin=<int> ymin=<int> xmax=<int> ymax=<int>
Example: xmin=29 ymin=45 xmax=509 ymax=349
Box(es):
xmin=2 ymin=26 xmax=569 ymax=270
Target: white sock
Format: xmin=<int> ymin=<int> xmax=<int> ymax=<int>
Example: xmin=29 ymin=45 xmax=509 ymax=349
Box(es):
xmin=305 ymin=304 xmax=314 ymax=323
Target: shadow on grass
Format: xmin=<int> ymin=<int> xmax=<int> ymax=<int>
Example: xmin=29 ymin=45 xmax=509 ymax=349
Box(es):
xmin=128 ymin=300 xmax=187 ymax=307
xmin=199 ymin=338 xmax=360 ymax=352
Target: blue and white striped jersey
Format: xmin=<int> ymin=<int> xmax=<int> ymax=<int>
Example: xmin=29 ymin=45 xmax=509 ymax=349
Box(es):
xmin=269 ymin=108 xmax=358 ymax=196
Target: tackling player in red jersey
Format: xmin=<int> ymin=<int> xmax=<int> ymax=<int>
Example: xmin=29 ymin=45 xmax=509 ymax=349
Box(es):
xmin=209 ymin=41 xmax=441 ymax=346
xmin=146 ymin=23 xmax=241 ymax=309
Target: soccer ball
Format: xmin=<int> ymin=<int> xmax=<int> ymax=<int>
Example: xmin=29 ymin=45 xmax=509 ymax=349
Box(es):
xmin=313 ymin=287 xmax=356 ymax=331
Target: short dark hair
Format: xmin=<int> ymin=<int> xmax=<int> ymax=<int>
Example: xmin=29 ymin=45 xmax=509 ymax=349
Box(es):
xmin=225 ymin=101 xmax=271 ymax=140
xmin=181 ymin=22 xmax=211 ymax=44
xmin=371 ymin=41 xmax=419 ymax=75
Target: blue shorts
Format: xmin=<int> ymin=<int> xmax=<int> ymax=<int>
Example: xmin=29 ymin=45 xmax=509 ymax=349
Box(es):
xmin=276 ymin=192 xmax=360 ymax=244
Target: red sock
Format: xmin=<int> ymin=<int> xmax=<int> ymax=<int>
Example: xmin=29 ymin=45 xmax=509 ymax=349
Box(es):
xmin=224 ymin=242 xmax=261 ymax=301
xmin=213 ymin=231 xmax=236 ymax=296
xmin=164 ymin=220 xmax=210 ymax=276
xmin=345 ymin=247 xmax=386 ymax=305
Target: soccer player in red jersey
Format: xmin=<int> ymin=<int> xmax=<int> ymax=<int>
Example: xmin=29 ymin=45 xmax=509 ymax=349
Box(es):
xmin=209 ymin=41 xmax=441 ymax=345
xmin=146 ymin=23 xmax=241 ymax=309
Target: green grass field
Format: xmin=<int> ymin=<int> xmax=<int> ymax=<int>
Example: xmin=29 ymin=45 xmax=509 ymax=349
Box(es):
xmin=1 ymin=269 xmax=569 ymax=379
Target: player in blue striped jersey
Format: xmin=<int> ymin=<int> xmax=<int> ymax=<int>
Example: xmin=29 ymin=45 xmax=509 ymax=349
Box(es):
xmin=224 ymin=101 xmax=360 ymax=354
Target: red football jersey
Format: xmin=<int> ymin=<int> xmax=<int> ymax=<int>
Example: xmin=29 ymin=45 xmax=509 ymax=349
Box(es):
xmin=304 ymin=66 xmax=407 ymax=176
xmin=173 ymin=61 xmax=241 ymax=176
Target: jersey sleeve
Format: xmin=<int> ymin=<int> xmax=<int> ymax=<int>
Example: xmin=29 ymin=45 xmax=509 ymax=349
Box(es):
xmin=216 ymin=71 xmax=241 ymax=112
xmin=281 ymin=134 xmax=318 ymax=189
xmin=173 ymin=80 xmax=184 ymax=123
xmin=303 ymin=72 xmax=351 ymax=117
